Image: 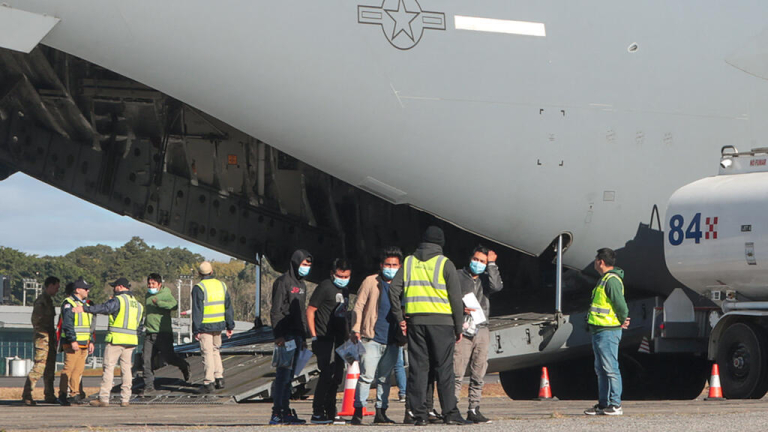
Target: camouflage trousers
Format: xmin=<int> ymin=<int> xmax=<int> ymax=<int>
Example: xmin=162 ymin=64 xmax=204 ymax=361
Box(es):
xmin=22 ymin=332 xmax=57 ymax=401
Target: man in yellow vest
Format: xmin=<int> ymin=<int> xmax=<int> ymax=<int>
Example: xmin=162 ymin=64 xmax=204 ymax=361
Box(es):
xmin=57 ymin=277 xmax=94 ymax=406
xmin=74 ymin=277 xmax=144 ymax=407
xmin=192 ymin=261 xmax=235 ymax=394
xmin=584 ymin=248 xmax=630 ymax=416
xmin=389 ymin=226 xmax=467 ymax=425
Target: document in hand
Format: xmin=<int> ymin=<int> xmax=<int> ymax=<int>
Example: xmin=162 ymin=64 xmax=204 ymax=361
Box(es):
xmin=462 ymin=292 xmax=487 ymax=325
xmin=294 ymin=348 xmax=313 ymax=377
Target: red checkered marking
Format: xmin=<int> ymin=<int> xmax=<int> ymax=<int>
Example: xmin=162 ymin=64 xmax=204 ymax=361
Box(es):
xmin=705 ymin=216 xmax=718 ymax=240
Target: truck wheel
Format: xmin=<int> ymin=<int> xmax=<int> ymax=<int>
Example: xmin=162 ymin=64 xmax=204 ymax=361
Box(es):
xmin=499 ymin=367 xmax=540 ymax=400
xmin=716 ymin=322 xmax=768 ymax=399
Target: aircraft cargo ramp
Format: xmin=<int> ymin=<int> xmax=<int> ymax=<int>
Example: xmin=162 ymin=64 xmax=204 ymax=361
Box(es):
xmin=111 ymin=327 xmax=319 ymax=405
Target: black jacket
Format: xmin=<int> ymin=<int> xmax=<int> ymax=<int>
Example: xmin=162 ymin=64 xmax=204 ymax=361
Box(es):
xmin=389 ymin=242 xmax=464 ymax=336
xmin=271 ymin=249 xmax=313 ymax=339
xmin=192 ymin=276 xmax=235 ymax=334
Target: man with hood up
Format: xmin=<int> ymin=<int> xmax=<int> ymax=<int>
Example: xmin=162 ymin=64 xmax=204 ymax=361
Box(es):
xmin=269 ymin=249 xmax=313 ymax=425
xmin=389 ymin=226 xmax=468 ymax=425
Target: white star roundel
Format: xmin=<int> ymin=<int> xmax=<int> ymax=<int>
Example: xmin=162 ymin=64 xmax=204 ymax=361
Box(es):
xmin=358 ymin=0 xmax=446 ymax=50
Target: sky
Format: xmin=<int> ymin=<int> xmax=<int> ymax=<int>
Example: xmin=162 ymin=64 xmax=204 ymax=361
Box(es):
xmin=0 ymin=173 xmax=234 ymax=261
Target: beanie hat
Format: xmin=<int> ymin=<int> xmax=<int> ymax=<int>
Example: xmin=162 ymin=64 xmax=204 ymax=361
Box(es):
xmin=422 ymin=226 xmax=445 ymax=247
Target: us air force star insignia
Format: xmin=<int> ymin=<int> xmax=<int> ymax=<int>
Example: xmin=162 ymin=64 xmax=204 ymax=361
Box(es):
xmin=358 ymin=0 xmax=446 ymax=50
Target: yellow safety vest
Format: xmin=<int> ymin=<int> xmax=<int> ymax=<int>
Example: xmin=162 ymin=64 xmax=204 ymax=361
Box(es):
xmin=198 ymin=279 xmax=227 ymax=324
xmin=403 ymin=255 xmax=452 ymax=315
xmin=62 ymin=297 xmax=93 ymax=346
xmin=107 ymin=294 xmax=143 ymax=346
xmin=587 ymin=273 xmax=624 ymax=327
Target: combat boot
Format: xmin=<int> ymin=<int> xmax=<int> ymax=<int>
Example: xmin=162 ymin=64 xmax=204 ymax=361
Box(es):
xmin=215 ymin=378 xmax=225 ymax=389
xmin=23 ymin=398 xmax=36 ymax=406
xmin=350 ymin=407 xmax=364 ymax=425
xmin=374 ymin=408 xmax=395 ymax=424
xmin=196 ymin=383 xmax=214 ymax=394
xmin=89 ymin=400 xmax=109 ymax=407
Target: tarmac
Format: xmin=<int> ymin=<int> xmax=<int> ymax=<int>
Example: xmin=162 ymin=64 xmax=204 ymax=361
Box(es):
xmin=3 ymin=391 xmax=768 ymax=431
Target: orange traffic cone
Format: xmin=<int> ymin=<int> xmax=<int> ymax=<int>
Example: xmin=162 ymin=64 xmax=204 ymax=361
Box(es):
xmin=536 ymin=366 xmax=557 ymax=401
xmin=336 ymin=361 xmax=374 ymax=416
xmin=704 ymin=363 xmax=725 ymax=401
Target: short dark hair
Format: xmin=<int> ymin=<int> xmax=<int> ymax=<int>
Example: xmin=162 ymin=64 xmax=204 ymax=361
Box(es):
xmin=44 ymin=276 xmax=60 ymax=288
xmin=147 ymin=273 xmax=163 ymax=284
xmin=64 ymin=282 xmax=75 ymax=295
xmin=380 ymin=246 xmax=403 ymax=265
xmin=596 ymin=248 xmax=616 ymax=267
xmin=332 ymin=258 xmax=351 ymax=273
xmin=471 ymin=245 xmax=490 ymax=259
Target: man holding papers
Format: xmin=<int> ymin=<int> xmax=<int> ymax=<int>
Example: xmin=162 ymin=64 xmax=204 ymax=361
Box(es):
xmin=454 ymin=245 xmax=504 ymax=423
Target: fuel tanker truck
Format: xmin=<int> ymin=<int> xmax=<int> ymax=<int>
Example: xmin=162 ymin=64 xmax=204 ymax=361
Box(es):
xmin=664 ymin=146 xmax=768 ymax=399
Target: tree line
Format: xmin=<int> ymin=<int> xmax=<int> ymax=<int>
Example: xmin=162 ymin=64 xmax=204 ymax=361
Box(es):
xmin=0 ymin=237 xmax=282 ymax=323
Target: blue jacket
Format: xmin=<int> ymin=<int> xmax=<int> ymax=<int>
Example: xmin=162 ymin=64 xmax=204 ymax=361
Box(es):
xmin=60 ymin=295 xmax=89 ymax=345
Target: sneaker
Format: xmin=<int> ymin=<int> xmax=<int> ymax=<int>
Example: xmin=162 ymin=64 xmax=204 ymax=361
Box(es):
xmin=584 ymin=404 xmax=604 ymax=416
xmin=602 ymin=405 xmax=623 ymax=416
xmin=467 ymin=408 xmax=492 ymax=424
xmin=283 ymin=409 xmax=307 ymax=425
xmin=196 ymin=383 xmax=214 ymax=394
xmin=428 ymin=409 xmax=444 ymax=424
xmin=311 ymin=414 xmax=333 ymax=424
xmin=333 ymin=416 xmax=348 ymax=425
xmin=398 ymin=394 xmax=407 ymax=403
xmin=269 ymin=412 xmax=284 ymax=425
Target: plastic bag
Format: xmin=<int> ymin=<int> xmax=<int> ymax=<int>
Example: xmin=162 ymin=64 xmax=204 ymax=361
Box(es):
xmin=272 ymin=340 xmax=296 ymax=369
xmin=462 ymin=314 xmax=478 ymax=337
xmin=335 ymin=339 xmax=367 ymax=364
xmin=294 ymin=348 xmax=313 ymax=377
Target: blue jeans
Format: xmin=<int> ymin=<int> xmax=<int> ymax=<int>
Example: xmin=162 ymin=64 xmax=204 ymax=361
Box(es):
xmin=354 ymin=339 xmax=399 ymax=410
xmin=272 ymin=335 xmax=302 ymax=414
xmin=395 ymin=347 xmax=406 ymax=398
xmin=592 ymin=329 xmax=622 ymax=407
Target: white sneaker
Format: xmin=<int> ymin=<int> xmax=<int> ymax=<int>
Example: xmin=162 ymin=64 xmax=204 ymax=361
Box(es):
xmin=602 ymin=405 xmax=623 ymax=416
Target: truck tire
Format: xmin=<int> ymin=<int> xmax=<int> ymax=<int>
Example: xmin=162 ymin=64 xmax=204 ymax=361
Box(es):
xmin=715 ymin=322 xmax=768 ymax=399
xmin=499 ymin=367 xmax=540 ymax=400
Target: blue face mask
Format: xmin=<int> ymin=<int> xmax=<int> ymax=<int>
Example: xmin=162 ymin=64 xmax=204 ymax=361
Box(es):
xmin=470 ymin=260 xmax=486 ymax=275
xmin=148 ymin=288 xmax=159 ymax=295
xmin=333 ymin=276 xmax=350 ymax=288
xmin=298 ymin=265 xmax=311 ymax=277
xmin=382 ymin=267 xmax=398 ymax=280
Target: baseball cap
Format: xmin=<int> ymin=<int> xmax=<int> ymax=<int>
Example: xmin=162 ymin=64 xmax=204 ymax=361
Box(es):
xmin=109 ymin=277 xmax=131 ymax=288
xmin=72 ymin=277 xmax=91 ymax=290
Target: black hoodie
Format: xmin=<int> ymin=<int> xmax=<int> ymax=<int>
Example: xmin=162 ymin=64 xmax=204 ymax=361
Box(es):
xmin=270 ymin=249 xmax=313 ymax=339
xmin=389 ymin=242 xmax=464 ymax=336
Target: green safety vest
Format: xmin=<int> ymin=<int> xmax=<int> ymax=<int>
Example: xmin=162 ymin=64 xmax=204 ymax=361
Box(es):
xmin=587 ymin=273 xmax=624 ymax=327
xmin=107 ymin=294 xmax=143 ymax=346
xmin=403 ymin=255 xmax=452 ymax=316
xmin=62 ymin=297 xmax=93 ymax=346
xmin=198 ymin=279 xmax=227 ymax=324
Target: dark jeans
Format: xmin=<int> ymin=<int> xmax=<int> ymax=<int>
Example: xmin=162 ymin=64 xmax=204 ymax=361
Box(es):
xmin=407 ymin=324 xmax=459 ymax=421
xmin=312 ymin=337 xmax=345 ymax=417
xmin=143 ymin=332 xmax=189 ymax=387
xmin=272 ymin=335 xmax=302 ymax=415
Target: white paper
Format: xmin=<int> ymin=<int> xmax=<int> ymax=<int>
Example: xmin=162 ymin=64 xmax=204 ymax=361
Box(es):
xmin=462 ymin=293 xmax=487 ymax=325
xmin=284 ymin=339 xmax=297 ymax=351
xmin=294 ymin=348 xmax=313 ymax=377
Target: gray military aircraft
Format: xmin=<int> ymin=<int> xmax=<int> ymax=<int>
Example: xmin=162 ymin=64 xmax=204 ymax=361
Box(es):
xmin=1 ymin=1 xmax=767 ymax=301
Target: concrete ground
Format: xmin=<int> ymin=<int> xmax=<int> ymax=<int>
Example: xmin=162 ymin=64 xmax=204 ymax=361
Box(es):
xmin=2 ymin=392 xmax=768 ymax=432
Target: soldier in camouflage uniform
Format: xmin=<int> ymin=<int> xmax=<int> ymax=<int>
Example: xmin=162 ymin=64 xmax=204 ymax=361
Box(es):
xmin=21 ymin=276 xmax=60 ymax=406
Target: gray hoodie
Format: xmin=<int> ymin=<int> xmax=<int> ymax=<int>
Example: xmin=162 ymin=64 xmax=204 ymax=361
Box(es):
xmin=389 ymin=242 xmax=464 ymax=336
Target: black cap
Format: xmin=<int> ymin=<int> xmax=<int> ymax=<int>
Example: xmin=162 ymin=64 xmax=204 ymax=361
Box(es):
xmin=422 ymin=226 xmax=445 ymax=247
xmin=72 ymin=277 xmax=91 ymax=290
xmin=109 ymin=277 xmax=131 ymax=288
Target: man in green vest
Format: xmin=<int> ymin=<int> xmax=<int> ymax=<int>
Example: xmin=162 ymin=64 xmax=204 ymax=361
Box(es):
xmin=389 ymin=226 xmax=467 ymax=425
xmin=142 ymin=273 xmax=190 ymax=393
xmin=584 ymin=248 xmax=630 ymax=416
xmin=57 ymin=277 xmax=94 ymax=406
xmin=74 ymin=277 xmax=144 ymax=407
xmin=192 ymin=261 xmax=235 ymax=394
